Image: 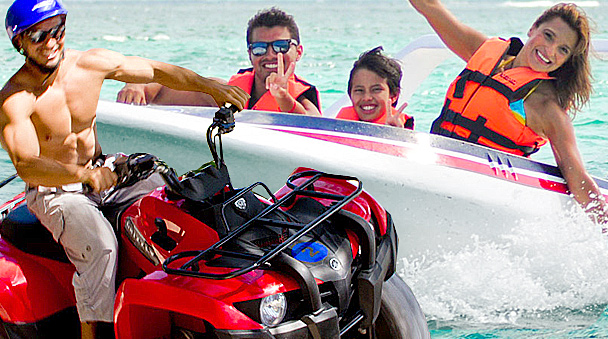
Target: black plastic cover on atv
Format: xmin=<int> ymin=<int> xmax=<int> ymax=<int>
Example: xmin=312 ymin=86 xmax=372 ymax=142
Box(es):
xmin=166 ymin=162 xmax=232 ymax=204
xmin=0 ymin=205 xmax=69 ymax=263
xmin=165 ymin=161 xmax=256 ymax=239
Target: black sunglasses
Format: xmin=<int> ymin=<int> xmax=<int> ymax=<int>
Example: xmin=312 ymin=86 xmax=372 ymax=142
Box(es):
xmin=248 ymin=39 xmax=298 ymax=57
xmin=24 ymin=23 xmax=66 ymax=44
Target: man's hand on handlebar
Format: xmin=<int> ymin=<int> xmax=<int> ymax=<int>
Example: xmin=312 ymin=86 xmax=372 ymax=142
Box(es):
xmin=207 ymin=82 xmax=250 ymax=112
xmin=82 ymin=167 xmax=118 ymax=193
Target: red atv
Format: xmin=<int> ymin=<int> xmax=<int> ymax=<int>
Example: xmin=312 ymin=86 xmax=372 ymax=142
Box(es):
xmin=0 ymin=106 xmax=429 ymax=338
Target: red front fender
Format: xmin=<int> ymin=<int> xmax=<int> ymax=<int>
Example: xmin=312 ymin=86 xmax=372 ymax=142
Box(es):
xmin=114 ymin=272 xmax=267 ymax=339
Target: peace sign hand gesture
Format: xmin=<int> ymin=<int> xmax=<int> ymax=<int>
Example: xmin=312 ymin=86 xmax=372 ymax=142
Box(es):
xmin=385 ymin=102 xmax=409 ymax=128
xmin=266 ymin=53 xmax=297 ymax=108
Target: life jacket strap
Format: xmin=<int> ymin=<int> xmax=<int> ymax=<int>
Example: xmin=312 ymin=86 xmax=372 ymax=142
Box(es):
xmin=454 ymin=69 xmax=525 ymax=101
xmin=404 ymin=116 xmax=415 ymax=129
xmin=455 ymin=69 xmax=547 ymax=104
xmin=432 ymin=99 xmax=540 ymax=157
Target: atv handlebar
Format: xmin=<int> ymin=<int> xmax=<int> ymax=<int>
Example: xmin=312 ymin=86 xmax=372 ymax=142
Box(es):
xmin=207 ymin=104 xmax=238 ymax=167
xmin=104 ymin=105 xmax=238 ymax=200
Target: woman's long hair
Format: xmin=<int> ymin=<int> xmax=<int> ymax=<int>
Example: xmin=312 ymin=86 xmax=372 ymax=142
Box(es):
xmin=533 ymin=3 xmax=593 ymax=115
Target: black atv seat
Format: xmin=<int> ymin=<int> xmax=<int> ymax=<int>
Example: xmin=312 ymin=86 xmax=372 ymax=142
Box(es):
xmin=0 ymin=204 xmax=69 ymax=263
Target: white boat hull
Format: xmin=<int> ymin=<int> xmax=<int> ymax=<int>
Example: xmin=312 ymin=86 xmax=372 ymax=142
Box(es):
xmin=96 ymin=35 xmax=608 ymax=271
xmin=96 ymin=101 xmax=603 ymax=269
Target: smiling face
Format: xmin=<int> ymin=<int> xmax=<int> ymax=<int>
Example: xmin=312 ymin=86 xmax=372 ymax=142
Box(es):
xmin=248 ymin=26 xmax=302 ymax=86
xmin=516 ymin=17 xmax=578 ymax=73
xmin=16 ymin=15 xmax=66 ymax=72
xmin=349 ymin=68 xmax=398 ymax=122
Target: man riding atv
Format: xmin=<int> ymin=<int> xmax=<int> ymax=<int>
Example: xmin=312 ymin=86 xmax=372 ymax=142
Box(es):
xmin=0 ymin=0 xmax=248 ymax=337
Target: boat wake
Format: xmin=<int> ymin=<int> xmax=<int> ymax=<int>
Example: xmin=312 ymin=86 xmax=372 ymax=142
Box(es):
xmin=401 ymin=210 xmax=608 ymax=329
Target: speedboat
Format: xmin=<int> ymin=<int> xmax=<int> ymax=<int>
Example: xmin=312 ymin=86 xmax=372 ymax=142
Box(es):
xmin=96 ymin=35 xmax=608 ymax=268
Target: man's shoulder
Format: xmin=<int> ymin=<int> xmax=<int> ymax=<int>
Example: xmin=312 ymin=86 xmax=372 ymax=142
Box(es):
xmin=0 ymin=82 xmax=35 ymax=123
xmin=74 ymin=48 xmax=122 ymax=71
xmin=0 ymin=70 xmax=33 ymax=107
xmin=79 ymin=47 xmax=113 ymax=57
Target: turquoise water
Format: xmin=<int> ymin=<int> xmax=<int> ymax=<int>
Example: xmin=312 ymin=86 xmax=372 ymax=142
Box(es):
xmin=1 ymin=0 xmax=608 ymax=337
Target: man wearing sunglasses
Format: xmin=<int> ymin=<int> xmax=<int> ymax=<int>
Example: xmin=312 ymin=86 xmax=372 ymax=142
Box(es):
xmin=0 ymin=0 xmax=248 ymax=338
xmin=117 ymin=8 xmax=321 ymax=116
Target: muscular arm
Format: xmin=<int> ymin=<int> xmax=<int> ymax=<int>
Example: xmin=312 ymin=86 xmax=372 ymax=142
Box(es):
xmin=407 ymin=0 xmax=487 ymax=61
xmin=117 ymin=81 xmax=223 ymax=107
xmin=85 ymin=49 xmax=248 ymax=110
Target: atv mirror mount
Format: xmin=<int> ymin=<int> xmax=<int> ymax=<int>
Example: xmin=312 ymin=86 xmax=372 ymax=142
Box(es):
xmin=214 ymin=103 xmax=236 ymax=134
xmin=207 ymin=104 xmax=238 ymax=167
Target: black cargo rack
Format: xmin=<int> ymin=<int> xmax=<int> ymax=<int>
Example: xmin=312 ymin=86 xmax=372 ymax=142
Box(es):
xmin=162 ymin=170 xmax=362 ymax=280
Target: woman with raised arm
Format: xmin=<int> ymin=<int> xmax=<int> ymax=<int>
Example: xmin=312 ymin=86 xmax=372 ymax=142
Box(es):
xmin=407 ymin=0 xmax=608 ymax=224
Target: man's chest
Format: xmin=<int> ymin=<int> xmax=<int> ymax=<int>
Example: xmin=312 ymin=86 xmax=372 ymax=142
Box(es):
xmin=31 ymin=84 xmax=97 ymax=137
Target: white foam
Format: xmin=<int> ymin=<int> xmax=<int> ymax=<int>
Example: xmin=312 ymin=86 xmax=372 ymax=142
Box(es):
xmin=401 ymin=209 xmax=608 ymax=328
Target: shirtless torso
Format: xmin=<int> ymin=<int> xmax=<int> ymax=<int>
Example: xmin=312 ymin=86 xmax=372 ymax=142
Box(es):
xmin=1 ymin=46 xmax=247 ymax=191
xmin=5 ymin=49 xmax=102 ymax=165
xmin=0 ymin=46 xmax=115 ymax=190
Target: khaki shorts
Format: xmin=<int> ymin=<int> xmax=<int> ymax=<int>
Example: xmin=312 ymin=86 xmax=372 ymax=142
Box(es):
xmin=25 ymin=155 xmax=164 ymax=322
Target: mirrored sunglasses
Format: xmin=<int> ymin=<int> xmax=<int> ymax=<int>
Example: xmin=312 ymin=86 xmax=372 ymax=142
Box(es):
xmin=248 ymin=39 xmax=298 ymax=57
xmin=24 ymin=23 xmax=66 ymax=44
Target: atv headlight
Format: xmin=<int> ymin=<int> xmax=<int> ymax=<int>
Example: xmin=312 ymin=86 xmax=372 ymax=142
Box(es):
xmin=259 ymin=293 xmax=287 ymax=326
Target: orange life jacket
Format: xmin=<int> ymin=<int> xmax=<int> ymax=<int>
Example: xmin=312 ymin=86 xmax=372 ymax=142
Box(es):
xmin=228 ymin=68 xmax=320 ymax=112
xmin=336 ymin=106 xmax=414 ymax=130
xmin=430 ymin=37 xmax=553 ymax=157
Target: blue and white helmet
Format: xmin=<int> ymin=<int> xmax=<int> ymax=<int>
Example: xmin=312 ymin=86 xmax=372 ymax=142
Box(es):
xmin=5 ymin=0 xmax=67 ymax=42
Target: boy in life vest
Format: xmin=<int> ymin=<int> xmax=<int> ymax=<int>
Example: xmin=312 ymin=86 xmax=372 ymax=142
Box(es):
xmin=117 ymin=8 xmax=321 ymax=116
xmin=336 ymin=46 xmax=413 ymax=129
xmin=407 ymin=0 xmax=608 ymax=224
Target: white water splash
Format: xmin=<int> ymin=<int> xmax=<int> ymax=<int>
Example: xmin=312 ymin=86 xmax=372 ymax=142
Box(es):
xmin=401 ymin=209 xmax=608 ymax=329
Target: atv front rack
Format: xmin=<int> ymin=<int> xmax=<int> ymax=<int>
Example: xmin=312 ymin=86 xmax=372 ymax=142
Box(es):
xmin=163 ymin=170 xmax=362 ymax=281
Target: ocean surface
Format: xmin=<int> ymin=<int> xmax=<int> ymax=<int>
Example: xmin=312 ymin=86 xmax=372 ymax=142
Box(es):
xmin=1 ymin=0 xmax=608 ymax=337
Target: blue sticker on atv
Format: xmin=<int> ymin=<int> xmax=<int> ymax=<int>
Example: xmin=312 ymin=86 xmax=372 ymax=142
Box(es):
xmin=292 ymin=242 xmax=328 ymax=263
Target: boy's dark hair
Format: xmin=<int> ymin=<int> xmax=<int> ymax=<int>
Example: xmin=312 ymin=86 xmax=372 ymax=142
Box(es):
xmin=246 ymin=7 xmax=300 ymax=45
xmin=348 ymin=46 xmax=402 ymax=106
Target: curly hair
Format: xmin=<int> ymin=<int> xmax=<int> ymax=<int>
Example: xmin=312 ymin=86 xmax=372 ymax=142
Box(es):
xmin=246 ymin=7 xmax=300 ymax=45
xmin=347 ymin=46 xmax=402 ymax=107
xmin=533 ymin=3 xmax=593 ymax=115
